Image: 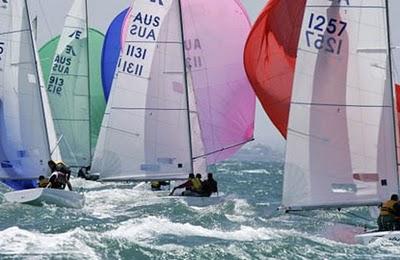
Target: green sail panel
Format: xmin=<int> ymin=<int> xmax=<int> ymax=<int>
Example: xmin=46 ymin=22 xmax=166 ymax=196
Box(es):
xmin=39 ymin=28 xmax=105 ymax=167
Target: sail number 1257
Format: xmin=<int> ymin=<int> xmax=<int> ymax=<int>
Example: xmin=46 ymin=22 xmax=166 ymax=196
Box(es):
xmin=305 ymin=13 xmax=347 ymax=55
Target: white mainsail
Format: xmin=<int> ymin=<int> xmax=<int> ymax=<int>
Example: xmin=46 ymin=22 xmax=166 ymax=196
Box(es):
xmin=0 ymin=0 xmax=51 ymax=181
xmin=46 ymin=0 xmax=90 ymax=167
xmin=283 ymin=0 xmax=398 ymax=210
xmin=92 ymin=0 xmax=193 ymax=181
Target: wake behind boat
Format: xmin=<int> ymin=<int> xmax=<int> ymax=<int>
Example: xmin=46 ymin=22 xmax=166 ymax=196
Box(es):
xmin=355 ymin=230 xmax=400 ymax=245
xmin=4 ymin=188 xmax=84 ymax=209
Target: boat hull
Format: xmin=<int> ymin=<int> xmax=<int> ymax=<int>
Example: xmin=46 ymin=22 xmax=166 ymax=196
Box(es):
xmin=4 ymin=188 xmax=84 ymax=208
xmin=168 ymin=194 xmax=224 ymax=207
xmin=355 ymin=230 xmax=400 ymax=244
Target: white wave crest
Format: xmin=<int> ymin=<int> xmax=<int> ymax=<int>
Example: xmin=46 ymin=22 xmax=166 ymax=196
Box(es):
xmin=106 ymin=216 xmax=279 ymax=243
xmin=0 ymin=226 xmax=99 ymax=259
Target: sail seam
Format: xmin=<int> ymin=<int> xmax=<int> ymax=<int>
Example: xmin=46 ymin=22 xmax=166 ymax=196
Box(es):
xmin=53 ymin=119 xmax=90 ymax=121
xmin=291 ymin=102 xmax=391 ymax=108
xmin=111 ymin=107 xmax=190 ymax=111
xmin=48 ymin=73 xmax=88 ymax=77
xmin=125 ymin=40 xmax=181 ymax=44
xmin=307 ymin=5 xmax=384 ymax=9
xmin=0 ymin=29 xmax=30 ymax=36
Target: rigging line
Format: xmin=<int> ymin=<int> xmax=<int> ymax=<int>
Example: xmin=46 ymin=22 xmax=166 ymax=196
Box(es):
xmin=178 ymin=0 xmax=195 ymax=173
xmin=385 ymin=0 xmax=400 ymax=191
xmin=25 ymin=0 xmax=51 ymax=159
xmin=342 ymin=211 xmax=372 ymax=223
xmin=85 ymin=0 xmax=92 ymax=163
xmin=50 ymin=134 xmax=63 ymax=156
xmin=192 ymin=138 xmax=255 ymax=160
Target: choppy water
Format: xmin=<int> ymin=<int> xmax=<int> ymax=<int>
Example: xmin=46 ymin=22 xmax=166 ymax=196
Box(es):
xmin=0 ymin=161 xmax=400 ymax=259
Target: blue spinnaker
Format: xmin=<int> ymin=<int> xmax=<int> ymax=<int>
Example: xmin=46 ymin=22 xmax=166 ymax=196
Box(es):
xmin=101 ymin=8 xmax=129 ymax=101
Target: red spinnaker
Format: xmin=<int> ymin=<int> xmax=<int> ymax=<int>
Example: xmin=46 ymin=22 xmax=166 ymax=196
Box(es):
xmin=244 ymin=0 xmax=306 ymax=138
xmin=396 ymin=84 xmax=400 ymax=113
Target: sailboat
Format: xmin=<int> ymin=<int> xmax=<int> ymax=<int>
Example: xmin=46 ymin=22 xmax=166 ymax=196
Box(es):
xmin=1 ymin=0 xmax=84 ymax=208
xmin=45 ymin=0 xmax=92 ymax=169
xmin=91 ymin=0 xmax=255 ymax=198
xmin=247 ymin=0 xmax=400 ymax=244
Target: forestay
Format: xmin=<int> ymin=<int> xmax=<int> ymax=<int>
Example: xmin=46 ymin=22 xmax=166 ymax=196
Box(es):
xmin=46 ymin=0 xmax=90 ymax=167
xmin=0 ymin=0 xmax=50 ymax=182
xmin=92 ymin=0 xmax=193 ymax=181
xmin=283 ymin=0 xmax=398 ymax=210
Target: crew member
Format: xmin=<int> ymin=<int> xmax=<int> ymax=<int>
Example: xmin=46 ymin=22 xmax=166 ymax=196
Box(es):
xmin=200 ymin=172 xmax=218 ymax=197
xmin=37 ymin=175 xmax=49 ymax=188
xmin=378 ymin=194 xmax=400 ymax=231
xmin=169 ymin=173 xmax=195 ymax=196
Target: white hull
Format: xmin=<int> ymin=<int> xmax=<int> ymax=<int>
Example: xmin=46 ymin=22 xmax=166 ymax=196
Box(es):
xmin=168 ymin=194 xmax=224 ymax=207
xmin=355 ymin=230 xmax=400 ymax=244
xmin=4 ymin=188 xmax=84 ymax=208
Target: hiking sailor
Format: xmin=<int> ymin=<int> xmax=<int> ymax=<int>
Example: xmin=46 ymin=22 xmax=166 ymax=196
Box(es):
xmin=377 ymin=194 xmax=400 ymax=231
xmin=200 ymin=172 xmax=218 ymax=197
xmin=46 ymin=161 xmax=73 ymax=191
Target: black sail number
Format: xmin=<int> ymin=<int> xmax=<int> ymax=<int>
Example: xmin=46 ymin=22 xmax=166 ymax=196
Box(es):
xmin=305 ymin=13 xmax=347 ymax=55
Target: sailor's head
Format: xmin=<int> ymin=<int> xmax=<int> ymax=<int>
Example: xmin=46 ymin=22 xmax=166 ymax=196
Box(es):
xmin=195 ymin=173 xmax=202 ymax=179
xmin=207 ymin=172 xmax=213 ymax=179
xmin=38 ymin=175 xmax=45 ymax=180
xmin=189 ymin=173 xmax=195 ymax=179
xmin=391 ymin=194 xmax=399 ymax=201
xmin=48 ymin=160 xmax=57 ymax=171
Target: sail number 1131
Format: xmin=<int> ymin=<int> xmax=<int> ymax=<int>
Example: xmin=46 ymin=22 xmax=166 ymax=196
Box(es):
xmin=305 ymin=13 xmax=347 ymax=55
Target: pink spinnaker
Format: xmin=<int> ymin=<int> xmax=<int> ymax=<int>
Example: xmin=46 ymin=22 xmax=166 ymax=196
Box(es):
xmin=182 ymin=0 xmax=255 ymax=164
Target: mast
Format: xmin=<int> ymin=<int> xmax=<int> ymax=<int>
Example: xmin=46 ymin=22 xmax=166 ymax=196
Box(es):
xmin=24 ymin=0 xmax=52 ymax=157
xmin=177 ymin=0 xmax=194 ymax=173
xmin=385 ymin=0 xmax=400 ymax=190
xmin=85 ymin=0 xmax=92 ymax=165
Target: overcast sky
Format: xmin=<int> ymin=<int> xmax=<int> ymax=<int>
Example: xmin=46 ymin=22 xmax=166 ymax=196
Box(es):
xmin=32 ymin=0 xmax=400 ymax=151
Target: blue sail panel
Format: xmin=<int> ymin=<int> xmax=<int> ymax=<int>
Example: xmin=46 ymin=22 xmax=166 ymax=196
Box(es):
xmin=101 ymin=8 xmax=129 ymax=101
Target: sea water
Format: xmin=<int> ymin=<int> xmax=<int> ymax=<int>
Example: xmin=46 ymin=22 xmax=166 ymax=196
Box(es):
xmin=0 ymin=161 xmax=399 ymax=259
